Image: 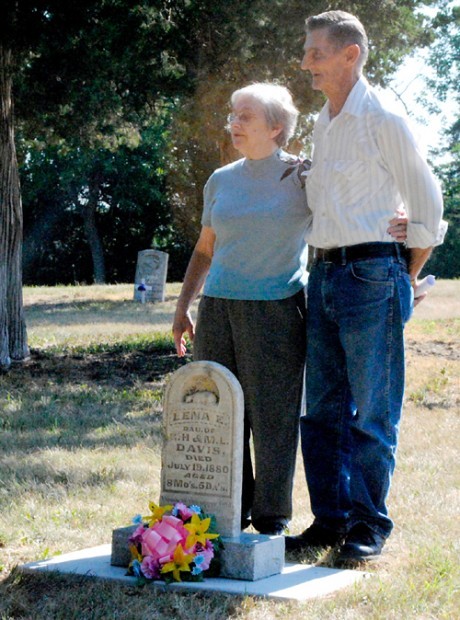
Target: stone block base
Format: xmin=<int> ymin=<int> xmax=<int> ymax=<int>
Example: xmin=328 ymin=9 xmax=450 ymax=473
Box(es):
xmin=111 ymin=525 xmax=137 ymax=567
xmin=220 ymin=533 xmax=284 ymax=581
xmin=111 ymin=527 xmax=284 ymax=582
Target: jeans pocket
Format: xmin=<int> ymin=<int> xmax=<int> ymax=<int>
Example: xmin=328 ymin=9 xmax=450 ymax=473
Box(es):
xmin=350 ymin=258 xmax=392 ymax=285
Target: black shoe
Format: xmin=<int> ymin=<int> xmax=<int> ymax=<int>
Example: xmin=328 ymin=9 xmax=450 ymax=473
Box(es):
xmin=253 ymin=518 xmax=289 ymax=536
xmin=334 ymin=523 xmax=386 ymax=566
xmin=285 ymin=523 xmax=346 ymax=553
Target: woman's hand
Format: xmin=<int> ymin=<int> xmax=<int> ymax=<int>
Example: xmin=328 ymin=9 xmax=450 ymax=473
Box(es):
xmin=170 ymin=226 xmax=215 ymax=357
xmin=172 ymin=310 xmax=195 ymax=357
xmin=387 ymin=208 xmax=408 ymax=242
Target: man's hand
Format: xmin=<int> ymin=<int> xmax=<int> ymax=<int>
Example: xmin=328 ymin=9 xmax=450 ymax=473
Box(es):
xmin=411 ymin=278 xmax=427 ymax=307
xmin=409 ymin=248 xmax=433 ymax=308
xmin=387 ymin=208 xmax=408 ymax=242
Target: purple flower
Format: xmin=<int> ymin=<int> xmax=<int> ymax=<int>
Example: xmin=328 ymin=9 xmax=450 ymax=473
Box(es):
xmin=141 ymin=555 xmax=161 ymax=580
xmin=128 ymin=524 xmax=146 ymax=546
xmin=194 ymin=542 xmax=214 ymax=571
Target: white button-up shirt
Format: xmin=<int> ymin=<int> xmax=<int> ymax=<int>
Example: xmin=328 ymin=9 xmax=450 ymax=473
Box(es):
xmin=305 ymin=76 xmax=447 ymax=249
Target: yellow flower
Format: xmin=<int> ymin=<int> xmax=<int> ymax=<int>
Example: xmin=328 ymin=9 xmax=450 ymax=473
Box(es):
xmin=184 ymin=513 xmax=219 ymax=548
xmin=160 ymin=544 xmax=194 ymax=582
xmin=144 ymin=501 xmax=173 ymax=527
xmin=129 ymin=543 xmax=142 ymax=563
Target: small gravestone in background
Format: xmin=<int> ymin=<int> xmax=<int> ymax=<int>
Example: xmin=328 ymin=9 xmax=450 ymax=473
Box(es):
xmin=133 ymin=249 xmax=168 ymax=303
xmin=111 ymin=361 xmax=284 ymax=581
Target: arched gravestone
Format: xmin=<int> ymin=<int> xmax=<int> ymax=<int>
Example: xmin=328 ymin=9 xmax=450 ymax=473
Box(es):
xmin=160 ymin=361 xmax=244 ymax=538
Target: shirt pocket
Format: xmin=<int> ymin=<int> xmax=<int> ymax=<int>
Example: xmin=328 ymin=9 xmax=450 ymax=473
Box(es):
xmin=330 ymin=159 xmax=369 ymax=208
xmin=333 ymin=160 xmax=366 ymax=177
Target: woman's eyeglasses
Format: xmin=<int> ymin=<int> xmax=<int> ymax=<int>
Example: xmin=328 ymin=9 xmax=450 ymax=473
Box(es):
xmin=227 ymin=112 xmax=257 ymax=126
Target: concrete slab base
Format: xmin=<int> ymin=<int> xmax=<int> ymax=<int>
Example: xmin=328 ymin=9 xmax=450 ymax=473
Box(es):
xmin=20 ymin=545 xmax=369 ymax=602
xmin=111 ymin=526 xmax=285 ymax=581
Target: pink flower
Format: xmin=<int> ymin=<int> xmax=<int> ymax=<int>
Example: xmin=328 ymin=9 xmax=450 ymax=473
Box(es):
xmin=141 ymin=555 xmax=161 ymax=580
xmin=173 ymin=502 xmax=194 ymax=521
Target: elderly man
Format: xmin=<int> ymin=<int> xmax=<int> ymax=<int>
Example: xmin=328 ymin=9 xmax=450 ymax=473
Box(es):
xmin=286 ymin=10 xmax=447 ymax=565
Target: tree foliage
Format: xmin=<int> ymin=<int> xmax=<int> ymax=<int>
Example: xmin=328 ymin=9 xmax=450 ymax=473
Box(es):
xmin=0 ymin=0 xmax=450 ymax=368
xmin=11 ymin=1 xmax=195 ymax=284
xmin=427 ymin=156 xmax=460 ymax=279
xmin=20 ymin=120 xmax=187 ymax=284
xmin=424 ymin=1 xmax=459 ymax=107
xmin=423 ymin=1 xmax=460 ymax=278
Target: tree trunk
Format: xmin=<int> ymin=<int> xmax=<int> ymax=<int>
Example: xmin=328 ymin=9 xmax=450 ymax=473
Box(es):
xmin=0 ymin=44 xmax=29 ymax=370
xmin=82 ymin=172 xmax=106 ymax=284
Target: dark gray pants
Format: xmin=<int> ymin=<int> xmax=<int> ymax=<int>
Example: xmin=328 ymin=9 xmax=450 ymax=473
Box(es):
xmin=193 ymin=292 xmax=306 ymax=527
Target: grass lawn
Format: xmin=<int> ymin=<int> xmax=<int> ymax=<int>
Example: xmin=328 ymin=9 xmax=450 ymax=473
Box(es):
xmin=0 ymin=281 xmax=459 ymax=619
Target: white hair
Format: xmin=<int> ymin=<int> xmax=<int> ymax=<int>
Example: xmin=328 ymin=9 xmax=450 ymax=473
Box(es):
xmin=230 ymin=83 xmax=299 ymax=147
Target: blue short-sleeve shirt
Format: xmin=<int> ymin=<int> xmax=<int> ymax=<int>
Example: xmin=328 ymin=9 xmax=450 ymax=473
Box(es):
xmin=201 ymin=149 xmax=311 ymax=300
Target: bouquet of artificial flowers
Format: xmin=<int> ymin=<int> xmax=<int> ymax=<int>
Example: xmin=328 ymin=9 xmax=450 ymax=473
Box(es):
xmin=127 ymin=501 xmax=222 ymax=583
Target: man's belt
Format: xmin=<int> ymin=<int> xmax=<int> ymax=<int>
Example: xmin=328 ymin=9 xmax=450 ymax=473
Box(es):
xmin=313 ymin=242 xmax=407 ymax=265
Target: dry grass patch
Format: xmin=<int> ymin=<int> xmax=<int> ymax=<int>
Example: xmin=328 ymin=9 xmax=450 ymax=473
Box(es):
xmin=0 ymin=282 xmax=458 ymax=619
xmin=24 ymin=283 xmax=185 ymax=348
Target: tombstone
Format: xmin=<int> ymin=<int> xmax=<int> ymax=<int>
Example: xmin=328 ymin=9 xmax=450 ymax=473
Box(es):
xmin=160 ymin=361 xmax=244 ymax=537
xmin=111 ymin=361 xmax=284 ymax=580
xmin=133 ymin=249 xmax=168 ymax=303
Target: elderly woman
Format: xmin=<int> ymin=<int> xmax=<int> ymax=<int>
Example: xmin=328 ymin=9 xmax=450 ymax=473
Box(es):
xmin=172 ymin=83 xmax=309 ymax=535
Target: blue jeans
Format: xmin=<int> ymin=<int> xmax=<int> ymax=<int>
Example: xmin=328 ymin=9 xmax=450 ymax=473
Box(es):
xmin=301 ymin=250 xmax=413 ymax=537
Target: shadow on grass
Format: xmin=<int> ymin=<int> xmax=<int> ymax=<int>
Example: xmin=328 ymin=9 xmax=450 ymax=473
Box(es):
xmin=0 ymin=341 xmax=191 ymax=502
xmin=0 ymin=568 xmax=243 ymax=620
xmin=0 ymin=341 xmax=190 ymax=455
